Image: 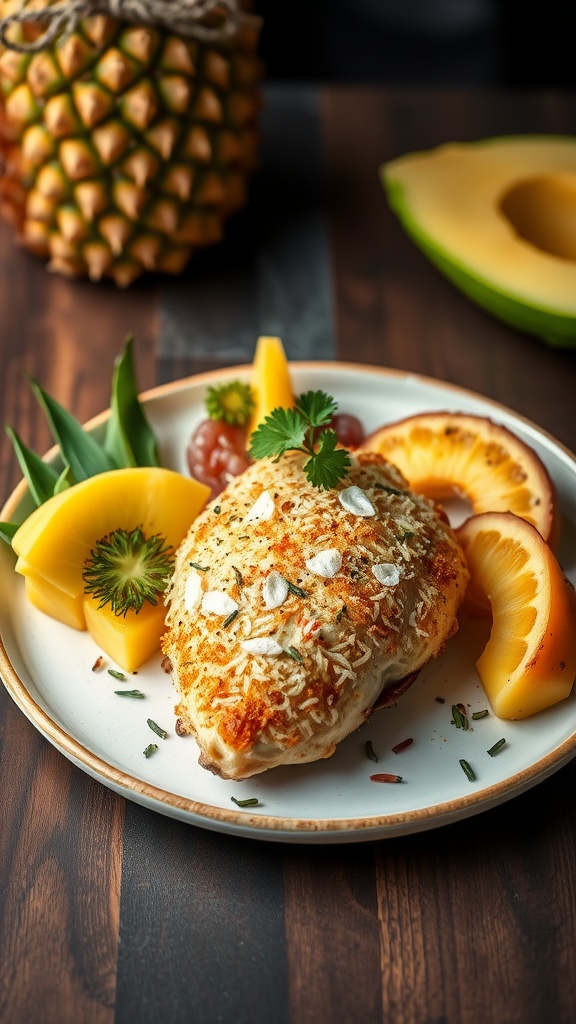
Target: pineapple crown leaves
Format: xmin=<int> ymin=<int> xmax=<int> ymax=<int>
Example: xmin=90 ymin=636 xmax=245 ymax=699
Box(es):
xmin=0 ymin=335 xmax=161 ymax=546
xmin=0 ymin=0 xmax=245 ymax=56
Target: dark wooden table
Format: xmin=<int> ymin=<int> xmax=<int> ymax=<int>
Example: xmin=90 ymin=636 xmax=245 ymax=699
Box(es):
xmin=2 ymin=84 xmax=576 ymax=1024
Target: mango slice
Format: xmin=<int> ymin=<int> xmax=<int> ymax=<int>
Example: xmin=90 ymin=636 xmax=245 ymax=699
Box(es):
xmin=83 ymin=594 xmax=168 ymax=672
xmin=12 ymin=467 xmax=210 ymax=670
xmin=12 ymin=467 xmax=209 ymax=597
xmin=247 ymin=335 xmax=294 ymax=437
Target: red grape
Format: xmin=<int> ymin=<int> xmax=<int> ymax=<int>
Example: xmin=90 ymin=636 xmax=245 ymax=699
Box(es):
xmin=328 ymin=413 xmax=365 ymax=449
xmin=187 ymin=419 xmax=250 ymax=497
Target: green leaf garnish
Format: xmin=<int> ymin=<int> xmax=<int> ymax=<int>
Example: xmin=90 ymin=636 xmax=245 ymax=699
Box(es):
xmin=104 ymin=335 xmax=161 ymax=468
xmin=205 ymin=379 xmax=255 ymax=426
xmin=0 ymin=521 xmax=19 ymax=544
xmin=5 ymin=426 xmax=61 ymax=506
xmin=83 ymin=526 xmax=174 ymax=616
xmin=248 ymin=390 xmax=351 ymax=490
xmin=28 ymin=376 xmax=117 ymax=482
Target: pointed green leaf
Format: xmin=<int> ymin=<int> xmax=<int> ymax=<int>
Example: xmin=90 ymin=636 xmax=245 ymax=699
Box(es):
xmin=5 ymin=425 xmax=61 ymax=506
xmin=104 ymin=335 xmax=161 ymax=468
xmin=53 ymin=464 xmax=73 ymax=494
xmin=28 ymin=376 xmax=117 ymax=481
xmin=0 ymin=521 xmax=19 ymax=545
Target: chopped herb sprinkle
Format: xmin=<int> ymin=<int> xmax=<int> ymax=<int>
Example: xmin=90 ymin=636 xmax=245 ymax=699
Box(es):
xmin=232 ymin=566 xmax=243 ymax=587
xmin=391 ymin=737 xmax=413 ymax=755
xmin=231 ymin=796 xmax=260 ymax=807
xmin=365 ymin=740 xmax=378 ymax=763
xmin=223 ymin=609 xmax=239 ymax=628
xmin=286 ymin=580 xmax=308 ymax=599
xmin=143 ymin=743 xmax=158 ymax=757
xmin=189 ymin=562 xmax=209 ymax=571
xmin=108 ymin=669 xmax=126 ymax=681
xmin=487 ymin=738 xmax=506 ymax=756
xmin=374 ymin=483 xmax=407 ymax=497
xmin=147 ymin=719 xmax=167 ymax=739
xmin=370 ymin=773 xmax=403 ymax=784
xmin=336 ymin=604 xmax=347 ymax=623
xmin=114 ymin=689 xmax=145 ymax=698
xmin=472 ymin=709 xmax=490 ymax=720
xmin=452 ymin=704 xmax=471 ymax=730
xmin=459 ymin=758 xmax=476 ymax=782
xmin=213 ymin=505 xmax=221 ymax=514
xmin=285 ymin=646 xmax=304 ymax=664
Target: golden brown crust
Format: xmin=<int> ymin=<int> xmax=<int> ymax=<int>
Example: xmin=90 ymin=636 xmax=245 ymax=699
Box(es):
xmin=162 ymin=451 xmax=469 ymax=779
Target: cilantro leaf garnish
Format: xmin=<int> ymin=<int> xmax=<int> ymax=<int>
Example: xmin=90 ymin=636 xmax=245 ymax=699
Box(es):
xmin=248 ymin=390 xmax=351 ymax=490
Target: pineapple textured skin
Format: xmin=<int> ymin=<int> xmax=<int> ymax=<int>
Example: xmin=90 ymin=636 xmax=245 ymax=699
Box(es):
xmin=0 ymin=0 xmax=262 ymax=285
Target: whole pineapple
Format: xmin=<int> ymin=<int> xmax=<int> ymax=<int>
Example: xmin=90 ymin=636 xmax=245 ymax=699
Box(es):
xmin=0 ymin=0 xmax=262 ymax=285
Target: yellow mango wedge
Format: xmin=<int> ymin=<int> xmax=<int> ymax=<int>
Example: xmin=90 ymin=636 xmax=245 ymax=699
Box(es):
xmin=13 ymin=467 xmax=209 ymax=598
xmin=24 ymin=567 xmax=87 ymax=630
xmin=12 ymin=467 xmax=210 ymax=671
xmin=247 ymin=335 xmax=294 ymax=437
xmin=83 ymin=594 xmax=168 ymax=673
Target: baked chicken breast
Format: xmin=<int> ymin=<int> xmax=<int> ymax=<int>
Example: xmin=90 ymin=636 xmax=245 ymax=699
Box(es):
xmin=162 ymin=451 xmax=469 ymax=780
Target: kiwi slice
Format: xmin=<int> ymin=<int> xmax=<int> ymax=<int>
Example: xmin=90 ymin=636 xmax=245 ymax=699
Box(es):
xmin=82 ymin=526 xmax=174 ymax=616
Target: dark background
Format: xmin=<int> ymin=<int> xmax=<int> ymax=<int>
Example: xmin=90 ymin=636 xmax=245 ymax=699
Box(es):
xmin=253 ymin=1 xmax=576 ymax=89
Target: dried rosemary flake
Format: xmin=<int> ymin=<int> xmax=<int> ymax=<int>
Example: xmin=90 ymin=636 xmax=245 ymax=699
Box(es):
xmin=370 ymin=773 xmax=403 ymax=784
xmin=114 ymin=689 xmax=145 ymax=698
xmin=459 ymin=758 xmax=476 ymax=782
xmin=223 ymin=609 xmax=239 ymax=629
xmin=147 ymin=719 xmax=167 ymax=739
xmin=143 ymin=743 xmax=158 ymax=758
xmin=285 ymin=646 xmax=304 ymax=664
xmin=286 ymin=580 xmax=308 ymax=599
xmin=108 ymin=669 xmax=126 ymax=681
xmin=472 ymin=709 xmax=490 ymax=720
xmin=189 ymin=561 xmax=209 ymax=572
xmin=452 ymin=704 xmax=470 ymax=730
xmin=374 ymin=483 xmax=407 ymax=497
xmin=336 ymin=604 xmax=347 ymax=624
xmin=487 ymin=738 xmax=507 ymax=757
xmin=232 ymin=565 xmax=243 ymax=587
xmin=365 ymin=739 xmax=378 ymax=763
xmin=391 ymin=737 xmax=413 ymax=755
xmin=231 ymin=796 xmax=260 ymax=807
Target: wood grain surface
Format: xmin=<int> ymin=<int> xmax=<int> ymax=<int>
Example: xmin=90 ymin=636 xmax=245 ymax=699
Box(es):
xmin=1 ymin=85 xmax=576 ymax=1024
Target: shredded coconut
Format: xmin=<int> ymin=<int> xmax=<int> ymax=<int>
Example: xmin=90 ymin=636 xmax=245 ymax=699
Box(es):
xmin=241 ymin=637 xmax=283 ymax=656
xmin=305 ymin=548 xmax=342 ymax=578
xmin=372 ymin=562 xmax=401 ymax=586
xmin=244 ymin=489 xmax=275 ymax=523
xmin=262 ymin=571 xmax=289 ymax=609
xmin=201 ymin=591 xmax=239 ymax=616
xmin=338 ymin=485 xmax=376 ymax=517
xmin=184 ymin=571 xmax=203 ymax=612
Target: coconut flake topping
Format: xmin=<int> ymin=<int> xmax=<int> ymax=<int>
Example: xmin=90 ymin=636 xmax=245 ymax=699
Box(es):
xmin=305 ymin=548 xmax=342 ymax=578
xmin=241 ymin=637 xmax=283 ymax=656
xmin=244 ymin=489 xmax=275 ymax=523
xmin=184 ymin=571 xmax=203 ymax=612
xmin=372 ymin=563 xmax=401 ymax=586
xmin=201 ymin=591 xmax=239 ymax=616
xmin=262 ymin=571 xmax=289 ymax=609
xmin=338 ymin=485 xmax=376 ymax=517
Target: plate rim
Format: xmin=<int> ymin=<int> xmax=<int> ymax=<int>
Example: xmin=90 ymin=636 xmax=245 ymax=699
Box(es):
xmin=2 ymin=360 xmax=576 ymax=842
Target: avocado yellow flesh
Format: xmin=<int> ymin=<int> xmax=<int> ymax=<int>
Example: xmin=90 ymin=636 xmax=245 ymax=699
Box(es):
xmin=381 ymin=136 xmax=576 ymax=348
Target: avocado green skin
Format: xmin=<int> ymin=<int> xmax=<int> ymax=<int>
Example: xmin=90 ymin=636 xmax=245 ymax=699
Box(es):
xmin=382 ymin=171 xmax=576 ymax=350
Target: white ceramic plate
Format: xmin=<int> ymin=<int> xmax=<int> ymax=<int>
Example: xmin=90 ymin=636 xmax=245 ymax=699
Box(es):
xmin=2 ymin=362 xmax=576 ymax=844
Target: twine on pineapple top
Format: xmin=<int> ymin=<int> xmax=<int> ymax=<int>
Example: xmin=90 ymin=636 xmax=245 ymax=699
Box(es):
xmin=0 ymin=0 xmax=245 ymax=53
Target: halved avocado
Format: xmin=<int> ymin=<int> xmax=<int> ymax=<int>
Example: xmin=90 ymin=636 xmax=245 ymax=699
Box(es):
xmin=381 ymin=136 xmax=576 ymax=348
